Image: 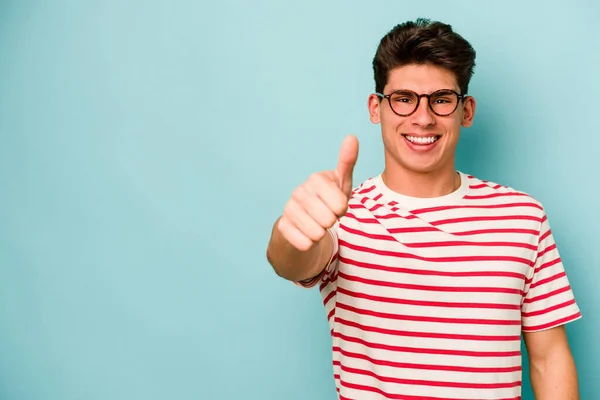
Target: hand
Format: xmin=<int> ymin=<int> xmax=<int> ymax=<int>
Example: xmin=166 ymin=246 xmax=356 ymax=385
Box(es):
xmin=277 ymin=135 xmax=359 ymax=251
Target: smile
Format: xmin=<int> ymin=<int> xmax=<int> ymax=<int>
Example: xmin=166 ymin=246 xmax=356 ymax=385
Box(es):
xmin=402 ymin=135 xmax=440 ymax=145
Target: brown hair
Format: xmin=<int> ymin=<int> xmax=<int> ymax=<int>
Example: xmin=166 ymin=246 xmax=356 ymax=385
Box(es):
xmin=373 ymin=18 xmax=476 ymax=95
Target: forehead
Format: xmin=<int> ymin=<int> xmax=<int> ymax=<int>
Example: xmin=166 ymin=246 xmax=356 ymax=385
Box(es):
xmin=384 ymin=64 xmax=459 ymax=93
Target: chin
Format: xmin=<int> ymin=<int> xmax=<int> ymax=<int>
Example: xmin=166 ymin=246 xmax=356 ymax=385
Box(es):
xmin=402 ymin=163 xmax=441 ymax=174
xmin=397 ymin=153 xmax=456 ymax=175
xmin=397 ymin=152 xmax=444 ymax=172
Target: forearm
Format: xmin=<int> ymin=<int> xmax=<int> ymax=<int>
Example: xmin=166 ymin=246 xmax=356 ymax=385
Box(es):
xmin=529 ymin=347 xmax=579 ymax=399
xmin=266 ymin=217 xmax=332 ymax=282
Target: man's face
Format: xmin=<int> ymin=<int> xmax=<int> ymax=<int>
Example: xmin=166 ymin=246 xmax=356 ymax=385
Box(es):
xmin=368 ymin=64 xmax=475 ymax=175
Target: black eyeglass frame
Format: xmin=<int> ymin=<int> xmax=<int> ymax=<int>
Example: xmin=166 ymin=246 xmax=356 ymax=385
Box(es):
xmin=375 ymin=89 xmax=468 ymax=117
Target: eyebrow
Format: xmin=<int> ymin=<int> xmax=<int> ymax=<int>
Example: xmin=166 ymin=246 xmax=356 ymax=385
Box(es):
xmin=388 ymin=88 xmax=458 ymax=94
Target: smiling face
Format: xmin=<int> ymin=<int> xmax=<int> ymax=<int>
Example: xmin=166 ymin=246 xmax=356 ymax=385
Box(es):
xmin=368 ymin=64 xmax=476 ymax=177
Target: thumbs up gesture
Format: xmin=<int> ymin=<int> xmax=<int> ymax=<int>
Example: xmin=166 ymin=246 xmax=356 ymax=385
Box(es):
xmin=277 ymin=135 xmax=359 ymax=251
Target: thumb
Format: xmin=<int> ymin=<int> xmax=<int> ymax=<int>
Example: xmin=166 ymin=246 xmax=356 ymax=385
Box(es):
xmin=335 ymin=135 xmax=359 ymax=196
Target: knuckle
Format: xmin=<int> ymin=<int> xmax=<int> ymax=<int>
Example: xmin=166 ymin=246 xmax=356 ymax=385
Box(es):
xmin=323 ymin=213 xmax=338 ymax=228
xmin=307 ymin=172 xmax=322 ymax=182
xmin=295 ymin=238 xmax=312 ymax=252
xmin=306 ymin=172 xmax=319 ymax=182
xmin=282 ymin=202 xmax=296 ymax=222
xmin=307 ymin=172 xmax=328 ymax=188
xmin=291 ymin=186 xmax=304 ymax=202
xmin=314 ymin=209 xmax=336 ymax=228
xmin=332 ymin=198 xmax=348 ymax=216
xmin=280 ymin=228 xmax=294 ymax=244
xmin=307 ymin=226 xmax=326 ymax=242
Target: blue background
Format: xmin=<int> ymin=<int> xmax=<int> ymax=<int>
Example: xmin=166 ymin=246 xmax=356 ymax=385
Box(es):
xmin=0 ymin=1 xmax=597 ymax=399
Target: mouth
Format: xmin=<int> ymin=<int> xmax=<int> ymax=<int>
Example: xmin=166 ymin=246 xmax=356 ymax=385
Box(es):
xmin=402 ymin=134 xmax=441 ymax=146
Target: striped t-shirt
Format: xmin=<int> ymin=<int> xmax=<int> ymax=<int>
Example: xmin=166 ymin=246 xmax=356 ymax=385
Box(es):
xmin=300 ymin=171 xmax=581 ymax=400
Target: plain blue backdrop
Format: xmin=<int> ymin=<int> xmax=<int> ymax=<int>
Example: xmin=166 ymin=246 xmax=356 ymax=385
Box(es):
xmin=0 ymin=1 xmax=598 ymax=399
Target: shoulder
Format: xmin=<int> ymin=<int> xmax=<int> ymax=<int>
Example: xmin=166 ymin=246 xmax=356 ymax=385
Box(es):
xmin=464 ymin=172 xmax=547 ymax=213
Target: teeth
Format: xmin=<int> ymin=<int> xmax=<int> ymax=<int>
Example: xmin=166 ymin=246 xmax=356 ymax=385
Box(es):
xmin=405 ymin=135 xmax=438 ymax=144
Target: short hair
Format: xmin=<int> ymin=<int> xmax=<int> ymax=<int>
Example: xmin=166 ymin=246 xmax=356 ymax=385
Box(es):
xmin=372 ymin=18 xmax=476 ymax=95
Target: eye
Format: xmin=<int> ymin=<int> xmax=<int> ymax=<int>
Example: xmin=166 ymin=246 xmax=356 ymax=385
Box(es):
xmin=390 ymin=91 xmax=417 ymax=103
xmin=431 ymin=91 xmax=457 ymax=104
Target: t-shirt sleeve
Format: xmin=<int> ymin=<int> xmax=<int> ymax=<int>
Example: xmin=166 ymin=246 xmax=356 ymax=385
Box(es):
xmin=521 ymin=211 xmax=582 ymax=332
xmin=294 ymin=221 xmax=340 ymax=289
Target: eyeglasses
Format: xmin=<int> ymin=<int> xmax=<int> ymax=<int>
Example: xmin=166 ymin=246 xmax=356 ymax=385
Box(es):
xmin=375 ymin=89 xmax=467 ymax=117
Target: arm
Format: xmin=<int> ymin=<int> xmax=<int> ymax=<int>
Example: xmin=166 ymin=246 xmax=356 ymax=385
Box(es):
xmin=266 ymin=135 xmax=358 ymax=283
xmin=523 ymin=326 xmax=579 ymax=399
xmin=520 ymin=207 xmax=582 ymax=398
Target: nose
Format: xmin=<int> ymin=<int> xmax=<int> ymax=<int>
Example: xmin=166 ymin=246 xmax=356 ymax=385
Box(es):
xmin=410 ymin=95 xmax=436 ymax=127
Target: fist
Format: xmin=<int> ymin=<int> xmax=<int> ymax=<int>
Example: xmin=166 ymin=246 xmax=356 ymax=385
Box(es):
xmin=278 ymin=135 xmax=359 ymax=251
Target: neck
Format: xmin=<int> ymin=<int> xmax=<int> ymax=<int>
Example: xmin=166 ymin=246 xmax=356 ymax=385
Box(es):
xmin=381 ymin=163 xmax=460 ymax=199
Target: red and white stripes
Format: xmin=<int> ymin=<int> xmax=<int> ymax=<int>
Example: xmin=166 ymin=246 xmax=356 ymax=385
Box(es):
xmin=302 ymin=172 xmax=581 ymax=400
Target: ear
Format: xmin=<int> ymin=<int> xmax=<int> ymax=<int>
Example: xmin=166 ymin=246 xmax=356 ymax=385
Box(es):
xmin=461 ymin=96 xmax=476 ymax=128
xmin=368 ymin=94 xmax=381 ymax=124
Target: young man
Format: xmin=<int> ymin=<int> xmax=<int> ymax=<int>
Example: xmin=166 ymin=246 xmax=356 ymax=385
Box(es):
xmin=266 ymin=19 xmax=581 ymax=400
